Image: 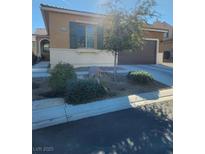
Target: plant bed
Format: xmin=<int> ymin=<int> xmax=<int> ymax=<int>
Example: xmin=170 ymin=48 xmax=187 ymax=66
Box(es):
xmin=32 ymin=72 xmax=169 ymax=102
xmin=65 ymin=79 xmax=107 ymax=104
xmin=83 ymin=72 xmax=169 ymax=98
xmin=32 ymin=77 xmax=63 ymax=100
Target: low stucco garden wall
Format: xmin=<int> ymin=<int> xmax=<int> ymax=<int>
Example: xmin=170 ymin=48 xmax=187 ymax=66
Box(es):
xmin=50 ymin=48 xmax=115 ymax=68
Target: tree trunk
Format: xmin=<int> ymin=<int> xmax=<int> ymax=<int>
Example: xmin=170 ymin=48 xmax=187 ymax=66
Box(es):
xmin=113 ymin=51 xmax=118 ymax=81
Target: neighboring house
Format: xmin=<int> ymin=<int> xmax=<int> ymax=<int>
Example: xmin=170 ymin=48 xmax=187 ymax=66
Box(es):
xmin=32 ymin=28 xmax=49 ymax=61
xmin=152 ymin=21 xmax=173 ymax=62
xmin=39 ymin=4 xmax=169 ymax=68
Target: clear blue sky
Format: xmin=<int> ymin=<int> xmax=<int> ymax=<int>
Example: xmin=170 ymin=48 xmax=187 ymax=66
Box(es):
xmin=32 ymin=0 xmax=173 ymax=32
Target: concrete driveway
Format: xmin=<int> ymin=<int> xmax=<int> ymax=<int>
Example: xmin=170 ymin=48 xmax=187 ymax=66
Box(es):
xmin=119 ymin=64 xmax=173 ymax=87
xmin=76 ymin=64 xmax=172 ymax=87
xmin=32 ymin=63 xmax=173 ymax=87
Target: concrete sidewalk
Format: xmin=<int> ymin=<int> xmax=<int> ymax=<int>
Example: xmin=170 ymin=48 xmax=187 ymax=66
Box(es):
xmin=32 ymin=61 xmax=50 ymax=78
xmin=32 ymin=72 xmax=50 ymax=78
xmin=33 ymin=89 xmax=173 ymax=130
xmin=32 ymin=61 xmax=49 ymax=68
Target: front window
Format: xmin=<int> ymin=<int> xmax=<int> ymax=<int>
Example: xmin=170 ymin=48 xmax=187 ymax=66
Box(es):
xmin=70 ymin=22 xmax=104 ymax=49
xmin=97 ymin=26 xmax=104 ymax=49
xmin=70 ymin=22 xmax=85 ymax=48
xmin=86 ymin=25 xmax=94 ymax=48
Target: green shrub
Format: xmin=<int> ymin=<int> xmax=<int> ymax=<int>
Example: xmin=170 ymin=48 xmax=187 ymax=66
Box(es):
xmin=127 ymin=71 xmax=154 ymax=84
xmin=65 ymin=79 xmax=107 ymax=104
xmin=49 ymin=63 xmax=77 ymax=94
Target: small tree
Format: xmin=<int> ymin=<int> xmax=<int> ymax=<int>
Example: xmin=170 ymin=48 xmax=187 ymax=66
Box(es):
xmin=102 ymin=0 xmax=158 ymax=80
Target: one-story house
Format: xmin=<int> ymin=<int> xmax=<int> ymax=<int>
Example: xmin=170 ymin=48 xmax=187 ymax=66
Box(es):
xmin=38 ymin=4 xmax=169 ymax=68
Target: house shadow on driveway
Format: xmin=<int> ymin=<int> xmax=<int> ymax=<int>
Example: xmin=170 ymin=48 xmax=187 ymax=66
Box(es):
xmin=33 ymin=102 xmax=173 ymax=154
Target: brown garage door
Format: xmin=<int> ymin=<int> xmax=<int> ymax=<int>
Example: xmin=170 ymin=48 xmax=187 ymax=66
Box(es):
xmin=118 ymin=40 xmax=157 ymax=64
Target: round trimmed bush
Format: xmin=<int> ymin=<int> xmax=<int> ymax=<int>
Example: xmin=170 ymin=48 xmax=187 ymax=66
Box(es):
xmin=65 ymin=79 xmax=107 ymax=104
xmin=49 ymin=63 xmax=77 ymax=94
xmin=127 ymin=71 xmax=154 ymax=84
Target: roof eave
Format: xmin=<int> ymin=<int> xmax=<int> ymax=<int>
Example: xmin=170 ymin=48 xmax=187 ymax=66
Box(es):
xmin=40 ymin=5 xmax=106 ymax=18
xmin=142 ymin=28 xmax=169 ymax=33
xmin=40 ymin=7 xmax=49 ymax=35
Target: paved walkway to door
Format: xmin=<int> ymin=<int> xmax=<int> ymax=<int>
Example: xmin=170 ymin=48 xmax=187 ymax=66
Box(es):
xmin=32 ymin=61 xmax=50 ymax=78
xmin=32 ymin=61 xmax=49 ymax=69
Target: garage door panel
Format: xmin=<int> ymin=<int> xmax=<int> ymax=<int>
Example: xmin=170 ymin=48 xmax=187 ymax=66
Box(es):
xmin=118 ymin=40 xmax=157 ymax=64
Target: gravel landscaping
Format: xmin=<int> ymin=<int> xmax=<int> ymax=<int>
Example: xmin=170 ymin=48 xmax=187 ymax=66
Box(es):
xmin=32 ymin=73 xmax=170 ymax=101
xmin=139 ymin=100 xmax=173 ymax=121
xmin=32 ymin=77 xmax=52 ymax=100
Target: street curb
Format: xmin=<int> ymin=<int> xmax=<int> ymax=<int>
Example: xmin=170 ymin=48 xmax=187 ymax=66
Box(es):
xmin=33 ymin=89 xmax=173 ymax=130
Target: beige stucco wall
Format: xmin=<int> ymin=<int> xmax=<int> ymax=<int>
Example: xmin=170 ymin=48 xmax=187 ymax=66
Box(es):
xmin=47 ymin=11 xmax=164 ymax=51
xmin=44 ymin=10 xmax=165 ymax=66
xmin=152 ymin=21 xmax=173 ymax=39
xmin=163 ymin=39 xmax=173 ymax=52
xmin=50 ymin=48 xmax=115 ymax=68
xmin=45 ymin=11 xmax=113 ymax=68
xmin=48 ymin=11 xmax=105 ymax=49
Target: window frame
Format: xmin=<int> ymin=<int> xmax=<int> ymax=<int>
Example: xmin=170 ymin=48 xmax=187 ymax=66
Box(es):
xmin=69 ymin=22 xmax=86 ymax=49
xmin=69 ymin=21 xmax=97 ymax=49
